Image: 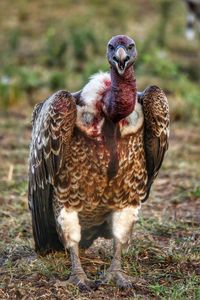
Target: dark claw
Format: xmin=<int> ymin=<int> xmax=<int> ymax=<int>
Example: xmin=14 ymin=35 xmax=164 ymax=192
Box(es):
xmin=87 ymin=280 xmax=99 ymax=291
xmin=77 ymin=282 xmax=92 ymax=292
xmin=68 ymin=273 xmax=98 ymax=292
xmin=99 ymin=270 xmax=134 ymax=290
xmin=95 ymin=279 xmax=106 ymax=287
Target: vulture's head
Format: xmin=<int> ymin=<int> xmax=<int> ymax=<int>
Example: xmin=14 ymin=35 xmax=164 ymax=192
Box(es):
xmin=107 ymin=35 xmax=137 ymax=75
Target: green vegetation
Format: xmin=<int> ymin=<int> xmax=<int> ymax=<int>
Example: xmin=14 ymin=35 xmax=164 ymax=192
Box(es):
xmin=0 ymin=0 xmax=199 ymax=122
xmin=0 ymin=0 xmax=200 ymax=299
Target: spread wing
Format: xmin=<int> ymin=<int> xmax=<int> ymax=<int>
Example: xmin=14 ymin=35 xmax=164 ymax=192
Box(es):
xmin=139 ymin=86 xmax=170 ymax=202
xmin=28 ymin=90 xmax=77 ymax=253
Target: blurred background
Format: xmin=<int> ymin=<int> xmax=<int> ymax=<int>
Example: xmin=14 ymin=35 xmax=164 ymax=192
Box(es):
xmin=0 ymin=0 xmax=199 ymax=121
xmin=0 ymin=1 xmax=200 ymax=298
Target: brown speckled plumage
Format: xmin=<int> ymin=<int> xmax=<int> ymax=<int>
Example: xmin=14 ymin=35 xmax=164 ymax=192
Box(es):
xmin=28 ymin=35 xmax=169 ymax=290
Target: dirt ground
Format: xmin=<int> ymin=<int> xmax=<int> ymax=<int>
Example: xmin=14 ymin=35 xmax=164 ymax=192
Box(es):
xmin=0 ymin=112 xmax=200 ymax=300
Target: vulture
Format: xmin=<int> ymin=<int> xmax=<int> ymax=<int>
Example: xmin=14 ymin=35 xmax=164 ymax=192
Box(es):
xmin=28 ymin=35 xmax=169 ymax=291
xmin=184 ymin=0 xmax=200 ymax=40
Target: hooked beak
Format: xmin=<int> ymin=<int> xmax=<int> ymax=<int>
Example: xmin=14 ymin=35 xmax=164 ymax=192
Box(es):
xmin=112 ymin=46 xmax=130 ymax=75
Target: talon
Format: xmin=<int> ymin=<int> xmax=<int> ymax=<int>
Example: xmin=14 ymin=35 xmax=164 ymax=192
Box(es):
xmin=86 ymin=279 xmax=99 ymax=291
xmin=68 ymin=273 xmax=98 ymax=292
xmin=77 ymin=282 xmax=91 ymax=292
xmin=100 ymin=270 xmax=133 ymax=289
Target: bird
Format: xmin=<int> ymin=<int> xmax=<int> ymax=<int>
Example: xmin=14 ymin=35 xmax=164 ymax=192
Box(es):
xmin=184 ymin=0 xmax=200 ymax=40
xmin=28 ymin=35 xmax=169 ymax=291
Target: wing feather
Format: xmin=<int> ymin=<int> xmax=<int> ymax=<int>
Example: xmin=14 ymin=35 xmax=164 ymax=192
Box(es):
xmin=28 ymin=90 xmax=77 ymax=253
xmin=139 ymin=86 xmax=169 ymax=202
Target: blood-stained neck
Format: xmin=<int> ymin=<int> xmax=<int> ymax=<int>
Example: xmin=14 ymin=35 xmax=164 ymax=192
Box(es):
xmin=103 ymin=66 xmax=137 ymax=123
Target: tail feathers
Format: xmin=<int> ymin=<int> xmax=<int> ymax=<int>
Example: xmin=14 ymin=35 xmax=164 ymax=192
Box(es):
xmin=29 ymin=184 xmax=64 ymax=255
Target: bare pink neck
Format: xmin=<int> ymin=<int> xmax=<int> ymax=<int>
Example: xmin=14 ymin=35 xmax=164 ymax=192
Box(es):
xmin=110 ymin=65 xmax=136 ymax=86
xmin=104 ymin=66 xmax=137 ymax=122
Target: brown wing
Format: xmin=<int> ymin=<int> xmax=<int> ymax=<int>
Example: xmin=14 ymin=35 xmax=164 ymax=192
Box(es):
xmin=28 ymin=90 xmax=77 ymax=253
xmin=139 ymin=86 xmax=169 ymax=202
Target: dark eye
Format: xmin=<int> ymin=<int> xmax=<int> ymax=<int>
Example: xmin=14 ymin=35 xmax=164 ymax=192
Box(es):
xmin=128 ymin=44 xmax=135 ymax=50
xmin=108 ymin=44 xmax=114 ymax=50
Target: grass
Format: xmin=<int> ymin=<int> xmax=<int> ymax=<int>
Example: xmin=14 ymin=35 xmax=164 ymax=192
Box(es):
xmin=0 ymin=0 xmax=200 ymax=299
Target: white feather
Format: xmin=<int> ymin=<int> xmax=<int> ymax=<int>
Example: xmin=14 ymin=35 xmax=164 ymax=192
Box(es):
xmin=120 ymin=102 xmax=144 ymax=136
xmin=112 ymin=205 xmax=140 ymax=244
xmin=81 ymin=72 xmax=111 ymax=112
xmin=76 ymin=72 xmax=111 ymax=138
xmin=57 ymin=208 xmax=81 ymax=248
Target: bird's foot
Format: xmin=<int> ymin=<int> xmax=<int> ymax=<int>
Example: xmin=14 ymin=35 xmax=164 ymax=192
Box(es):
xmin=68 ymin=271 xmax=98 ymax=292
xmin=100 ymin=269 xmax=133 ymax=289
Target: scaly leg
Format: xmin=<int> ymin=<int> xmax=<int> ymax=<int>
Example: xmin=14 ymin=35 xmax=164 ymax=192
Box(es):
xmin=103 ymin=238 xmax=133 ymax=289
xmin=57 ymin=208 xmax=97 ymax=291
xmin=68 ymin=243 xmax=97 ymax=291
xmin=101 ymin=205 xmax=140 ymax=289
